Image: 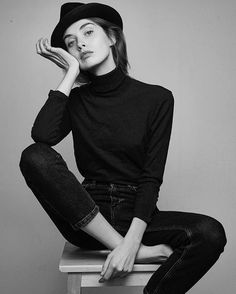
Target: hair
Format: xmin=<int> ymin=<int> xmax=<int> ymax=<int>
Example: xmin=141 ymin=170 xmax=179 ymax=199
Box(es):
xmin=62 ymin=17 xmax=131 ymax=86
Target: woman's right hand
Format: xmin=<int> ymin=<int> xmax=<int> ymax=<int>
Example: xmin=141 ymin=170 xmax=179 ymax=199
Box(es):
xmin=36 ymin=37 xmax=80 ymax=73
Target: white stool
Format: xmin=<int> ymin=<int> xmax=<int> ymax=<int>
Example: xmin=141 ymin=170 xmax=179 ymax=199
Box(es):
xmin=59 ymin=241 xmax=161 ymax=294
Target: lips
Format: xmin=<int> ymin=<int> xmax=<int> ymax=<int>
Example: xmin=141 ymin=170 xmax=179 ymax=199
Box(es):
xmin=80 ymin=51 xmax=93 ymax=59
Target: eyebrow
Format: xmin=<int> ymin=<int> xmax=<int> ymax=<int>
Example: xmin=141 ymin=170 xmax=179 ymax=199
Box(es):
xmin=63 ymin=22 xmax=95 ymax=41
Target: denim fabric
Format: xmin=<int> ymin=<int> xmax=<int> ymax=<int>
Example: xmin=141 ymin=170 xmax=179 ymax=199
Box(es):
xmin=19 ymin=142 xmax=227 ymax=294
xmin=19 ymin=142 xmax=100 ymax=229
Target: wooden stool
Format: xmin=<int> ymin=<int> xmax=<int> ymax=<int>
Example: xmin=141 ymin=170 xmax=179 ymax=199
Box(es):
xmin=59 ymin=241 xmax=161 ymax=294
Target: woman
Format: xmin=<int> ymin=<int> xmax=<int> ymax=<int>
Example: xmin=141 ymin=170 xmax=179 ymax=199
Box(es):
xmin=19 ymin=2 xmax=227 ymax=294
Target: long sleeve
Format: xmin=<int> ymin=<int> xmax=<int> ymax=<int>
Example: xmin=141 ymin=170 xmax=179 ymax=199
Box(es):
xmin=133 ymin=89 xmax=174 ymax=224
xmin=31 ymin=90 xmax=72 ymax=146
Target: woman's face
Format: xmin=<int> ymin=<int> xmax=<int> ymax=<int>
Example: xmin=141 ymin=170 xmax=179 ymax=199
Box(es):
xmin=63 ymin=18 xmax=116 ymax=75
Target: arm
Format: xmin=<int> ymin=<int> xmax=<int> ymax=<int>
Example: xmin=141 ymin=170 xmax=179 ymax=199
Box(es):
xmin=32 ymin=38 xmax=80 ymax=145
xmin=133 ymin=89 xmax=174 ymax=226
xmin=31 ymin=67 xmax=79 ymax=146
xmin=99 ymin=218 xmax=147 ymax=282
xmin=123 ymin=90 xmax=174 ymax=245
xmin=124 ymin=217 xmax=147 ymax=244
xmin=100 ymin=90 xmax=174 ymax=283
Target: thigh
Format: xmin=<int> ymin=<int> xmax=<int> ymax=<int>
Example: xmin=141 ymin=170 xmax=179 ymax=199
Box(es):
xmin=141 ymin=210 xmax=218 ymax=248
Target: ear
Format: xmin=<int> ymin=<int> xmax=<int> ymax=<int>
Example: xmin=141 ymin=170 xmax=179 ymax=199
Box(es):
xmin=109 ymin=33 xmax=116 ymax=46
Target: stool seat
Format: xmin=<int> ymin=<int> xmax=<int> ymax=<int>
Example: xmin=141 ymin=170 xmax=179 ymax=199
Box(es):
xmin=59 ymin=241 xmax=161 ymax=293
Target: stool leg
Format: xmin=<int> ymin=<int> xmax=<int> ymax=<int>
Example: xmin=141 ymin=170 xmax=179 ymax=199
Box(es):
xmin=67 ymin=273 xmax=82 ymax=294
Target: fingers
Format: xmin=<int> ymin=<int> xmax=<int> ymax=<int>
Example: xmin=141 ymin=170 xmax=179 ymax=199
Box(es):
xmin=99 ymin=256 xmax=131 ymax=283
xmin=36 ymin=39 xmax=40 ymax=54
xmin=36 ymin=37 xmax=68 ymax=69
xmin=36 ymin=37 xmax=44 ymax=55
xmin=36 ymin=36 xmax=80 ymax=71
xmin=100 ymin=267 xmax=129 ymax=282
xmin=36 ymin=38 xmax=52 ymax=55
xmin=110 ymin=268 xmax=129 ymax=280
xmin=99 ymin=254 xmax=112 ymax=282
xmin=111 ymin=258 xmax=132 ymax=280
xmin=44 ymin=38 xmax=59 ymax=54
xmin=44 ymin=55 xmax=66 ymax=69
xmin=36 ymin=37 xmax=60 ymax=57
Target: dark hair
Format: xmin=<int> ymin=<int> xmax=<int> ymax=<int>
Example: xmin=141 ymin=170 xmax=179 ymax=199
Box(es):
xmin=62 ymin=17 xmax=131 ymax=85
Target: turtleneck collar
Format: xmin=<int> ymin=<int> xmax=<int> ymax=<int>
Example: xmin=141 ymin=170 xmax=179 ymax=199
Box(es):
xmin=86 ymin=66 xmax=128 ymax=95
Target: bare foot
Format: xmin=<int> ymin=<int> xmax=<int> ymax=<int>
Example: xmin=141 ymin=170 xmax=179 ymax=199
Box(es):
xmin=136 ymin=244 xmax=173 ymax=264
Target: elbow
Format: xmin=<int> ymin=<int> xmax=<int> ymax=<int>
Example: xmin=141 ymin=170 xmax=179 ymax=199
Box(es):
xmin=31 ymin=126 xmax=59 ymax=146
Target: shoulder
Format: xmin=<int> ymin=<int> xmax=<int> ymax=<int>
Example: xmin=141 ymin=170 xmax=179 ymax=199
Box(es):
xmin=128 ymin=75 xmax=174 ymax=105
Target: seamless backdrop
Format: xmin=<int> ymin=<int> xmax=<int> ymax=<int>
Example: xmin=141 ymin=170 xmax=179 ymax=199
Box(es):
xmin=0 ymin=0 xmax=235 ymax=293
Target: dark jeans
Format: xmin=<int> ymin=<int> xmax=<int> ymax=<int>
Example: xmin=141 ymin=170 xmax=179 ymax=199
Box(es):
xmin=19 ymin=142 xmax=227 ymax=294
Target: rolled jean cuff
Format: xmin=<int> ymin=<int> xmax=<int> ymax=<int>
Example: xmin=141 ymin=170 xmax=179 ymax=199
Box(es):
xmin=71 ymin=204 xmax=100 ymax=230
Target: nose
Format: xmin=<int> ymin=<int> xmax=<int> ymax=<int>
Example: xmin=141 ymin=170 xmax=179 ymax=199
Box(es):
xmin=77 ymin=40 xmax=86 ymax=51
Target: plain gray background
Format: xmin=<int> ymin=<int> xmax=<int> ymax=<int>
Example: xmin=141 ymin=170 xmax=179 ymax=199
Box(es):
xmin=1 ymin=0 xmax=235 ymax=293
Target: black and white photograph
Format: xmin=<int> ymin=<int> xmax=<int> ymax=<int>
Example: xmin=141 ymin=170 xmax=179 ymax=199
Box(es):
xmin=0 ymin=1 xmax=235 ymax=293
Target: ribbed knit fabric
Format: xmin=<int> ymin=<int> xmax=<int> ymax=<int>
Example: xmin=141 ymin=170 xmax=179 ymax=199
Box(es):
xmin=31 ymin=66 xmax=174 ymax=224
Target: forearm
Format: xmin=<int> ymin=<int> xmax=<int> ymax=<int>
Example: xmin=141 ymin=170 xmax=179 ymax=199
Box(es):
xmin=124 ymin=217 xmax=147 ymax=243
xmin=56 ymin=66 xmax=80 ymax=96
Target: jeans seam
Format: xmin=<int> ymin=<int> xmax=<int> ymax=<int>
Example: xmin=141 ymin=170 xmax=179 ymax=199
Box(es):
xmin=109 ymin=185 xmax=115 ymax=226
xmin=71 ymin=204 xmax=99 ymax=230
xmin=151 ymin=227 xmax=193 ymax=294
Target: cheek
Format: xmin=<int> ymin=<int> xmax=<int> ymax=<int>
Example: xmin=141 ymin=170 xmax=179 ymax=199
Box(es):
xmin=94 ymin=35 xmax=111 ymax=55
xmin=98 ymin=43 xmax=111 ymax=60
xmin=68 ymin=49 xmax=79 ymax=59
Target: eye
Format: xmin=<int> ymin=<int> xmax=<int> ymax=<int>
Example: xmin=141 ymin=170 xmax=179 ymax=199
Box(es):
xmin=67 ymin=40 xmax=75 ymax=47
xmin=85 ymin=30 xmax=93 ymax=36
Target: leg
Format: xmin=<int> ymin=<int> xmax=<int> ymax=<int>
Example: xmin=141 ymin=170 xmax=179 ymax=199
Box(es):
xmin=19 ymin=142 xmax=123 ymax=249
xmin=19 ymin=142 xmax=99 ymax=229
xmin=141 ymin=210 xmax=227 ymax=294
xmin=19 ymin=143 xmax=167 ymax=260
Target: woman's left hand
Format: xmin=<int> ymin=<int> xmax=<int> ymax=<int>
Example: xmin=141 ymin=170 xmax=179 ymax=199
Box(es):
xmin=99 ymin=237 xmax=141 ymax=282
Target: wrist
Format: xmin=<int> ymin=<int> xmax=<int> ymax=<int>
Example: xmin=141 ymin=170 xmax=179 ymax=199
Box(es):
xmin=124 ymin=217 xmax=147 ymax=242
xmin=124 ymin=232 xmax=142 ymax=244
xmin=67 ymin=65 xmax=80 ymax=75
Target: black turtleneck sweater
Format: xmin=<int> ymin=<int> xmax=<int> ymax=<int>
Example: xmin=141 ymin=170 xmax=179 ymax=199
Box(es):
xmin=31 ymin=66 xmax=174 ymax=225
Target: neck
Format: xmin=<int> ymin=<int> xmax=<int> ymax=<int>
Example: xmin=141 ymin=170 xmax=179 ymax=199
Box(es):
xmin=87 ymin=63 xmax=116 ymax=76
xmin=86 ymin=66 xmax=128 ymax=95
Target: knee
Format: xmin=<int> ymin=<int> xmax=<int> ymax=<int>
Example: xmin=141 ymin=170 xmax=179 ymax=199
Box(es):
xmin=19 ymin=142 xmax=54 ymax=172
xmin=194 ymin=215 xmax=227 ymax=254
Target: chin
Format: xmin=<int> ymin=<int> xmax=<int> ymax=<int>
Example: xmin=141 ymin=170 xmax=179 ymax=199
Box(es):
xmin=80 ymin=62 xmax=101 ymax=73
xmin=80 ymin=52 xmax=111 ymax=72
xmin=79 ymin=57 xmax=97 ymax=69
